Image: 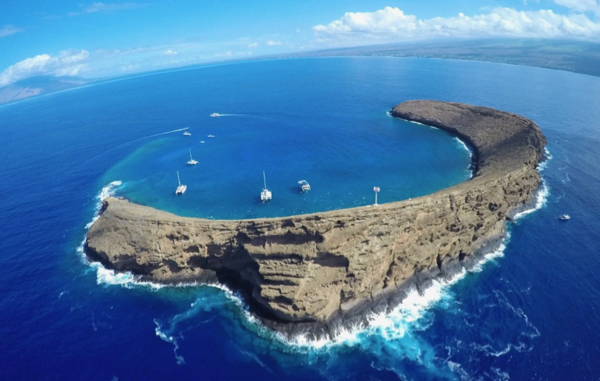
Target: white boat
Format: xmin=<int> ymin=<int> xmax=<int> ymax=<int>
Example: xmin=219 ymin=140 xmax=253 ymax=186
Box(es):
xmin=261 ymin=171 xmax=272 ymax=203
xmin=210 ymin=113 xmax=221 ymax=117
xmin=298 ymin=180 xmax=311 ymax=192
xmin=175 ymin=171 xmax=187 ymax=195
xmin=558 ymin=214 xmax=571 ymax=221
xmin=208 ymin=135 xmax=215 ymax=138
xmin=200 ymin=141 xmax=205 ymax=144
xmin=183 ymin=131 xmax=191 ymax=136
xmin=186 ymin=149 xmax=198 ymax=165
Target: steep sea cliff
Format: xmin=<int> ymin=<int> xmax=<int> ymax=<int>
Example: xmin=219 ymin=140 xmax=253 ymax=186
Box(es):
xmin=85 ymin=100 xmax=547 ymax=338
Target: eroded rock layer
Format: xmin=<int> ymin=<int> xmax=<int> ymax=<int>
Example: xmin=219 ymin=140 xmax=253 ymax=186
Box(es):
xmin=85 ymin=100 xmax=547 ymax=337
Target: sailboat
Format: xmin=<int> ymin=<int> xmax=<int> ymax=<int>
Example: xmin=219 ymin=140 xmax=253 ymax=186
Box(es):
xmin=175 ymin=171 xmax=187 ymax=195
xmin=186 ymin=149 xmax=198 ymax=165
xmin=260 ymin=171 xmax=272 ymax=203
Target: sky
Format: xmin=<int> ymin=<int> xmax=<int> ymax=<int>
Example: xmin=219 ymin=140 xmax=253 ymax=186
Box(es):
xmin=1 ymin=0 xmax=600 ymax=87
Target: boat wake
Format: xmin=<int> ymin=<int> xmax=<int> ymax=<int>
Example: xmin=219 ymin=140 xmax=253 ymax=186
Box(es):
xmin=148 ymin=127 xmax=190 ymax=138
xmin=210 ymin=113 xmax=237 ymax=117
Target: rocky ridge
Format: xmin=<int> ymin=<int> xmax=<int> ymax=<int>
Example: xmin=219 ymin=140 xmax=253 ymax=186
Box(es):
xmin=85 ymin=100 xmax=547 ymax=338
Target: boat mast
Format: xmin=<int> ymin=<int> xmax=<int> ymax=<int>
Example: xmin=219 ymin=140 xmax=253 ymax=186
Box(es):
xmin=263 ymin=171 xmax=267 ymax=190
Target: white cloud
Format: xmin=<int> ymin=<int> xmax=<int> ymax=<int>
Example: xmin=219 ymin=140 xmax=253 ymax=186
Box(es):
xmin=266 ymin=40 xmax=283 ymax=46
xmin=0 ymin=24 xmax=22 ymax=38
xmin=554 ymin=0 xmax=600 ymax=15
xmin=313 ymin=6 xmax=600 ymax=43
xmin=164 ymin=49 xmax=178 ymax=55
xmin=0 ymin=50 xmax=90 ymax=87
xmin=247 ymin=42 xmax=259 ymax=48
xmin=68 ymin=2 xmax=146 ymax=16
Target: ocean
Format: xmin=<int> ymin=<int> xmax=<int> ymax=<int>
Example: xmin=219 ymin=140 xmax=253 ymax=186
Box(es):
xmin=1 ymin=57 xmax=599 ymax=380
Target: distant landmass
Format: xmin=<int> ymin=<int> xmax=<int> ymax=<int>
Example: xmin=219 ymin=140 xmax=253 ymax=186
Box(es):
xmin=0 ymin=76 xmax=89 ymax=105
xmin=2 ymin=39 xmax=599 ymax=105
xmin=288 ymin=38 xmax=600 ymax=78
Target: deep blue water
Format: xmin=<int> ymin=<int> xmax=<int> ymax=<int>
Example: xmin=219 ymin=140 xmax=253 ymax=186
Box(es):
xmin=1 ymin=57 xmax=600 ymax=380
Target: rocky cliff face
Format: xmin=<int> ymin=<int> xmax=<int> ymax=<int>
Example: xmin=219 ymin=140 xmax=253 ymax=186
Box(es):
xmin=85 ymin=100 xmax=547 ymax=338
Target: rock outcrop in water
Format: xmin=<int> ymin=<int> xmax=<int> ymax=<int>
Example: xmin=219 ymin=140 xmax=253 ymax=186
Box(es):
xmin=85 ymin=100 xmax=547 ymax=338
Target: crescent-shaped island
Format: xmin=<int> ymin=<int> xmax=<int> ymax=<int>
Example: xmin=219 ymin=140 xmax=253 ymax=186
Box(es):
xmin=85 ymin=100 xmax=547 ymax=339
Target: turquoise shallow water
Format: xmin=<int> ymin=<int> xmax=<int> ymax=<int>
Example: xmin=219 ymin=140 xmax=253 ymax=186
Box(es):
xmin=1 ymin=57 xmax=600 ymax=380
xmin=99 ymin=59 xmax=471 ymax=219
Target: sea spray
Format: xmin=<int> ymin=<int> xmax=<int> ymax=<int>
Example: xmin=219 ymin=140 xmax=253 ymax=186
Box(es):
xmin=509 ymin=148 xmax=551 ymax=221
xmin=84 ymin=180 xmax=122 ymax=229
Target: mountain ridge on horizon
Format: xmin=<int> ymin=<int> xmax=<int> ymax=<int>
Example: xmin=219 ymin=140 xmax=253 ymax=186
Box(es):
xmin=3 ymin=38 xmax=599 ymax=105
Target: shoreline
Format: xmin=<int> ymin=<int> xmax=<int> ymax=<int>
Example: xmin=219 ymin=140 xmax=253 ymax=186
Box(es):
xmin=80 ymin=178 xmax=548 ymax=349
xmin=85 ymin=100 xmax=547 ymax=339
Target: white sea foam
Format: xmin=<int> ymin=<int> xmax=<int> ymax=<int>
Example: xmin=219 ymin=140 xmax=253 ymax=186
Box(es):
xmin=154 ymin=319 xmax=185 ymax=365
xmin=510 ymin=148 xmax=551 ymax=220
xmin=84 ymin=180 xmax=122 ymax=229
xmin=447 ymin=361 xmax=471 ymax=381
xmin=454 ymin=137 xmax=473 ymax=157
xmin=270 ymin=267 xmax=470 ymax=351
xmin=80 ymin=181 xmax=166 ymax=288
xmin=78 ymin=181 xmax=123 ymax=262
xmin=95 ymin=264 xmax=167 ymax=289
xmin=454 ymin=136 xmax=475 ymax=178
xmin=470 ymin=239 xmax=508 ymax=273
xmin=513 ymin=178 xmax=549 ymax=221
xmin=537 ymin=147 xmax=552 ymax=172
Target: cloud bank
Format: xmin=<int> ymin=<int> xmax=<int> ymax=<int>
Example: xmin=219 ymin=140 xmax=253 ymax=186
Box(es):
xmin=0 ymin=50 xmax=89 ymax=87
xmin=313 ymin=6 xmax=600 ymax=43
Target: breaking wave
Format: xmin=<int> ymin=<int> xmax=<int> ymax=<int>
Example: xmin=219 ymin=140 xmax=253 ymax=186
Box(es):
xmin=84 ymin=180 xmax=122 ymax=229
xmin=78 ymin=180 xmax=173 ymax=288
xmin=513 ymin=149 xmax=551 ymax=221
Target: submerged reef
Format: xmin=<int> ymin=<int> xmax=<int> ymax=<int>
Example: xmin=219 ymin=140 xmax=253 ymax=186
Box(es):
xmin=85 ymin=100 xmax=547 ymax=338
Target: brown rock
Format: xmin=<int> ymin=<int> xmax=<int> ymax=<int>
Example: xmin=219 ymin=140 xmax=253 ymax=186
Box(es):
xmin=85 ymin=100 xmax=547 ymax=338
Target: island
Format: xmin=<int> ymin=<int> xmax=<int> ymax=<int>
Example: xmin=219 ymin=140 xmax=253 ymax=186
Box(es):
xmin=85 ymin=100 xmax=547 ymax=338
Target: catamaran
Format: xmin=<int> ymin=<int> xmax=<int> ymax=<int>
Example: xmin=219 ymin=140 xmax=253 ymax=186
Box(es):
xmin=261 ymin=171 xmax=272 ymax=203
xmin=186 ymin=149 xmax=198 ymax=165
xmin=175 ymin=171 xmax=187 ymax=195
xmin=183 ymin=131 xmax=191 ymax=136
